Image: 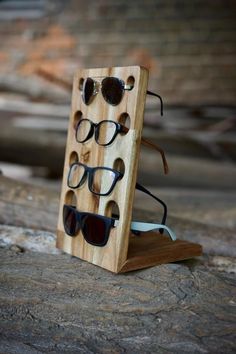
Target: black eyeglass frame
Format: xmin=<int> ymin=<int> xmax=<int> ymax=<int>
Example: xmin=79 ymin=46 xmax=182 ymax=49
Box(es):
xmin=75 ymin=118 xmax=126 ymax=146
xmin=67 ymin=162 xmax=123 ymax=196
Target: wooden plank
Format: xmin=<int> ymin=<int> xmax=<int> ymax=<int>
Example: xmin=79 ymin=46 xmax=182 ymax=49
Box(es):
xmin=0 ymin=97 xmax=69 ymax=117
xmin=57 ymin=66 xmax=149 ymax=273
xmin=0 ymin=125 xmax=65 ymax=176
xmin=0 ymin=75 xmax=69 ymax=102
xmin=0 ymin=175 xmax=58 ymax=231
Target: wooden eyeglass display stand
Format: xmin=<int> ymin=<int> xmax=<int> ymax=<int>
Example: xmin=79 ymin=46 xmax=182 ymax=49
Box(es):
xmin=56 ymin=66 xmax=202 ymax=273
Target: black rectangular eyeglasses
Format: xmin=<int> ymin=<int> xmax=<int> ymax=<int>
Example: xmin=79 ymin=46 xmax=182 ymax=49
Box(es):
xmin=75 ymin=119 xmax=169 ymax=174
xmin=75 ymin=119 xmax=125 ymax=146
xmin=67 ymin=162 xmax=122 ymax=196
xmin=67 ymin=162 xmax=168 ymax=228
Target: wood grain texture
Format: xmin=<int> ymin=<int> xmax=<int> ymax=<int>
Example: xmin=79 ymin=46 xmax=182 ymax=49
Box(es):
xmin=57 ymin=66 xmax=149 ymax=272
xmin=0 ymin=175 xmax=59 ymax=231
xmin=122 ymin=234 xmax=202 ymax=273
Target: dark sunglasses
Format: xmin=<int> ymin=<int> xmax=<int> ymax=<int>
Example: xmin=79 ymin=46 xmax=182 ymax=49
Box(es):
xmin=81 ymin=76 xmax=132 ymax=106
xmin=75 ymin=119 xmax=169 ymax=174
xmin=63 ymin=204 xmax=115 ymax=246
xmin=67 ymin=162 xmax=122 ymax=196
xmin=63 ymin=204 xmax=176 ymax=247
xmin=81 ymin=76 xmax=163 ymax=114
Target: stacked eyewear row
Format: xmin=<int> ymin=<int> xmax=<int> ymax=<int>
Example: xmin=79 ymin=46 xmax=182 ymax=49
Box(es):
xmin=62 ymin=74 xmax=176 ymax=248
xmin=56 ymin=66 xmax=202 ymax=273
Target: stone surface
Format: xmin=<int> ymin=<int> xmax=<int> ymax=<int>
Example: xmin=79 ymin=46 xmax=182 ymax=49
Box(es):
xmin=0 ymin=172 xmax=235 ymax=352
xmin=0 ymin=248 xmax=235 ymax=354
xmin=0 ymin=224 xmax=60 ymax=255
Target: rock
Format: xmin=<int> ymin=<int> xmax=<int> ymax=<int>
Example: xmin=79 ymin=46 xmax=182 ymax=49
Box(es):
xmin=0 ymin=248 xmax=235 ymax=353
xmin=0 ymin=224 xmax=60 ymax=255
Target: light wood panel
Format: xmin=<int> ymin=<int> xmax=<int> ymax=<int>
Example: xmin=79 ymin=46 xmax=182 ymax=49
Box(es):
xmin=56 ymin=65 xmax=202 ymax=273
xmin=57 ymin=66 xmax=149 ymax=272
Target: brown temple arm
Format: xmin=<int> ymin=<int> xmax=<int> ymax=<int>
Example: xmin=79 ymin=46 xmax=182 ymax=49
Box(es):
xmin=121 ymin=126 xmax=169 ymax=175
xmin=140 ymin=136 xmax=169 ymax=175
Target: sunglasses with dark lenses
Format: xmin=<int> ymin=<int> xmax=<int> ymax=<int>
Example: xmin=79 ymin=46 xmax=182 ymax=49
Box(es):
xmin=63 ymin=204 xmax=176 ymax=247
xmin=63 ymin=204 xmax=116 ymax=246
xmin=67 ymin=162 xmax=122 ymax=196
xmin=81 ymin=76 xmax=132 ymax=106
xmin=81 ymin=76 xmax=163 ymax=115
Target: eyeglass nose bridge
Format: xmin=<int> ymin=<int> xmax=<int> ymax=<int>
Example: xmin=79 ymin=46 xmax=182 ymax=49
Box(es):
xmin=94 ymin=122 xmax=101 ymax=144
xmin=93 ymin=80 xmax=100 ymax=95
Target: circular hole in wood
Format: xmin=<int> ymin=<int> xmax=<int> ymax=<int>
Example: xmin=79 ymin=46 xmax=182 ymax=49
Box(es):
xmin=73 ymin=110 xmax=83 ymax=130
xmin=113 ymin=158 xmax=125 ymax=176
xmin=69 ymin=151 xmax=79 ymax=165
xmin=126 ymin=76 xmax=135 ymax=90
xmin=105 ymin=200 xmax=120 ymax=220
xmin=78 ymin=78 xmax=84 ymax=91
xmin=118 ymin=113 xmax=130 ymax=134
xmin=64 ymin=190 xmax=77 ymax=207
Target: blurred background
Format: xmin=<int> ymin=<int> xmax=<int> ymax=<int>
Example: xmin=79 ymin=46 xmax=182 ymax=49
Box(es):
xmin=0 ymin=0 xmax=236 ymax=197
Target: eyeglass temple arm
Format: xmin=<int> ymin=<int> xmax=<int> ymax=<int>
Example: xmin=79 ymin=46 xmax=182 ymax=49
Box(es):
xmin=135 ymin=182 xmax=167 ymax=230
xmin=113 ymin=219 xmax=176 ymax=241
xmin=120 ymin=126 xmax=169 ymax=175
xmin=132 ymin=222 xmax=176 ymax=241
xmin=140 ymin=137 xmax=169 ymax=174
xmin=146 ymin=90 xmax=163 ymax=116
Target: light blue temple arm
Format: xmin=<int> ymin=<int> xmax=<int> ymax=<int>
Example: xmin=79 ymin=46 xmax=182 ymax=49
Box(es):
xmin=113 ymin=220 xmax=176 ymax=241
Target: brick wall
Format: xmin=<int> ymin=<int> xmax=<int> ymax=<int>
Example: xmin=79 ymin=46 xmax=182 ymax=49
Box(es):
xmin=0 ymin=0 xmax=235 ymax=105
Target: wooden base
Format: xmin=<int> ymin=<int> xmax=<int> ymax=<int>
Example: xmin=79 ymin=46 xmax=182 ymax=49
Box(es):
xmin=119 ymin=232 xmax=202 ymax=273
xmin=57 ymin=228 xmax=202 ymax=274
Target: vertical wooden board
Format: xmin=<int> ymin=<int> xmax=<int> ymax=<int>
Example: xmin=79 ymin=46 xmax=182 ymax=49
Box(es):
xmin=57 ymin=66 xmax=149 ymax=273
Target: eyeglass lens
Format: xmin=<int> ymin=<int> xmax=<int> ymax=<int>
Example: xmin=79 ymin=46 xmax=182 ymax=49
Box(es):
xmin=101 ymin=77 xmax=124 ymax=105
xmin=82 ymin=214 xmax=107 ymax=245
xmin=91 ymin=168 xmax=117 ymax=195
xmin=82 ymin=77 xmax=94 ymax=105
xmin=68 ymin=163 xmax=86 ymax=189
xmin=97 ymin=121 xmax=118 ymax=145
xmin=76 ymin=119 xmax=92 ymax=143
xmin=63 ymin=205 xmax=79 ymax=236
